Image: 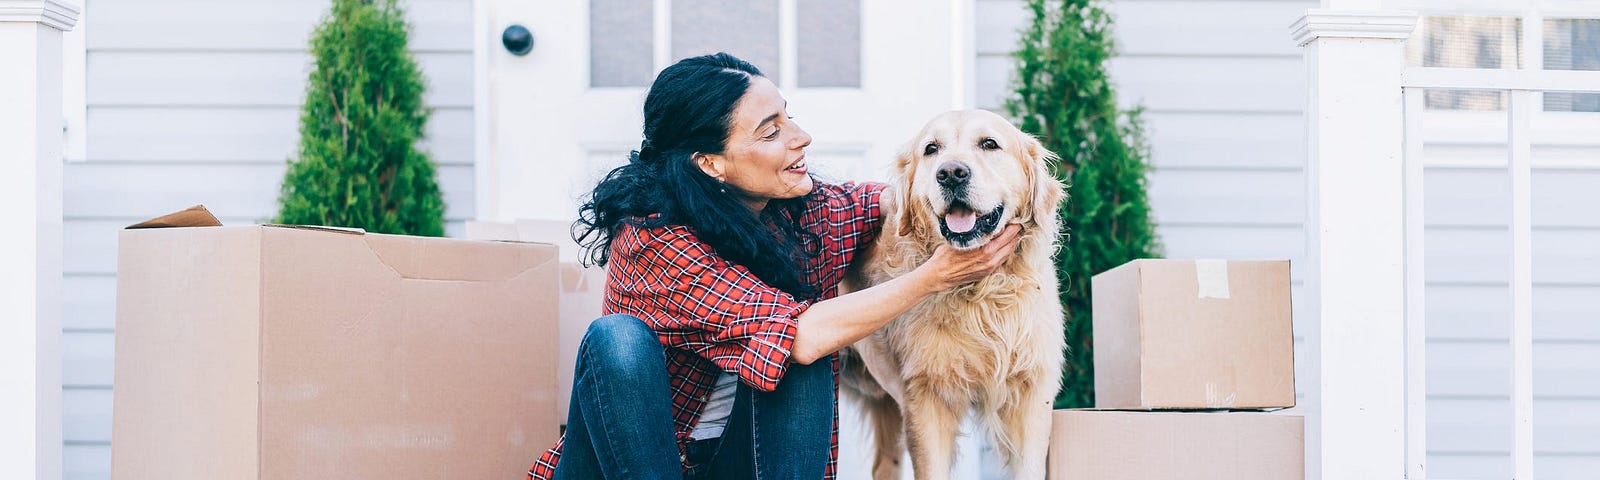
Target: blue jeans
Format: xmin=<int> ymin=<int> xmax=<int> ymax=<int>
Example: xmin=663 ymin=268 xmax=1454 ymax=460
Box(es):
xmin=553 ymin=314 xmax=834 ymax=480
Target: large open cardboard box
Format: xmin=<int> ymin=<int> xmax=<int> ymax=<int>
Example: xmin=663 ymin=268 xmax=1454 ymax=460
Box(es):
xmin=112 ymin=207 xmax=560 ymax=479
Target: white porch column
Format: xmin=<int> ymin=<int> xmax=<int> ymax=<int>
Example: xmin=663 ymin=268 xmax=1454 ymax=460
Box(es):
xmin=0 ymin=1 xmax=79 ymax=479
xmin=1290 ymin=7 xmax=1417 ymax=480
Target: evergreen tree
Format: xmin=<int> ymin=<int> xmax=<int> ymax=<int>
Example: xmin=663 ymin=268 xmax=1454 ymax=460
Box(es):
xmin=277 ymin=0 xmax=445 ymax=236
xmin=1005 ymin=0 xmax=1162 ymax=408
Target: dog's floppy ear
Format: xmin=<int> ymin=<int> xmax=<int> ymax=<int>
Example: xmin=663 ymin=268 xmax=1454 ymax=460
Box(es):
xmin=1019 ymin=135 xmax=1065 ymax=227
xmin=890 ymin=142 xmax=919 ymax=238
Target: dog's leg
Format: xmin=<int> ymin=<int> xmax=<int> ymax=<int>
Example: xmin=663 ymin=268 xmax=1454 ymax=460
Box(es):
xmin=903 ymin=384 xmax=962 ymax=480
xmin=992 ymin=377 xmax=1054 ymax=479
xmin=864 ymin=395 xmax=906 ymax=480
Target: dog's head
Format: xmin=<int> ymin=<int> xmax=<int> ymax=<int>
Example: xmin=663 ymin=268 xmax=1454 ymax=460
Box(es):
xmin=890 ymin=110 xmax=1063 ymax=250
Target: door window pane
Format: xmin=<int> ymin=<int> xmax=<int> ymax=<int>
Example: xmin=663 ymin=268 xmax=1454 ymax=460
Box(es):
xmin=1407 ymin=16 xmax=1523 ymax=110
xmin=672 ymin=0 xmax=780 ymax=78
xmin=590 ymin=0 xmax=655 ymax=87
xmin=1543 ymin=18 xmax=1600 ymax=112
xmin=797 ymin=0 xmax=861 ymax=87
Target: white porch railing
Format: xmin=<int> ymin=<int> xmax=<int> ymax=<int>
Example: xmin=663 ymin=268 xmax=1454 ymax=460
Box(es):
xmin=1401 ymin=67 xmax=1600 ymax=479
xmin=1299 ymin=3 xmax=1599 ymax=478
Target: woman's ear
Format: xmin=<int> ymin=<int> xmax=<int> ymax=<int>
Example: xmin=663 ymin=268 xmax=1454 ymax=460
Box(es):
xmin=1020 ymin=135 xmax=1065 ymax=227
xmin=694 ymin=152 xmax=726 ymax=181
xmin=891 ymin=143 xmax=918 ymax=237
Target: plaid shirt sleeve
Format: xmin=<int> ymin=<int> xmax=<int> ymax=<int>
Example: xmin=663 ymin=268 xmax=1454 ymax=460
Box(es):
xmin=614 ymin=224 xmax=809 ymax=392
xmin=805 ymin=181 xmax=887 ymax=264
xmin=836 ymin=181 xmax=886 ymax=247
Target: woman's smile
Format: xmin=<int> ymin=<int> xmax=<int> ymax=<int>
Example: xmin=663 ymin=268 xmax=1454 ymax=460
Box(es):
xmin=784 ymin=154 xmax=808 ymax=176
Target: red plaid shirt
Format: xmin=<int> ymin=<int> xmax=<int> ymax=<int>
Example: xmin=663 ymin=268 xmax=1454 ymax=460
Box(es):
xmin=528 ymin=181 xmax=885 ymax=480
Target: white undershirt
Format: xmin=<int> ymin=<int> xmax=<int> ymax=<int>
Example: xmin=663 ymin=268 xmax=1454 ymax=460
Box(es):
xmin=689 ymin=373 xmax=738 ymax=440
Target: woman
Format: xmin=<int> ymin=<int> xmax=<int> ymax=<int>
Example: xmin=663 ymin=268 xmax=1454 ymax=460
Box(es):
xmin=528 ymin=53 xmax=1021 ymax=480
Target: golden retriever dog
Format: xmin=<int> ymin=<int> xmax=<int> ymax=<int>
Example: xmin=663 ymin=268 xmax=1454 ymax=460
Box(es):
xmin=841 ymin=110 xmax=1065 ymax=480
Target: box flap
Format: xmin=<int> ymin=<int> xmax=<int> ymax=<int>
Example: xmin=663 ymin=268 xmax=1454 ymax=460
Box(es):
xmin=125 ymin=205 xmax=223 ymax=229
xmin=514 ymin=220 xmax=584 ymax=264
xmin=358 ymin=231 xmax=556 ymax=282
xmin=263 ymin=224 xmax=367 ymax=235
xmin=463 ymin=221 xmax=520 ymax=242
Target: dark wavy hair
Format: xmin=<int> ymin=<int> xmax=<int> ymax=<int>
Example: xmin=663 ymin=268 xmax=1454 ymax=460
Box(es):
xmin=574 ymin=53 xmax=820 ymax=298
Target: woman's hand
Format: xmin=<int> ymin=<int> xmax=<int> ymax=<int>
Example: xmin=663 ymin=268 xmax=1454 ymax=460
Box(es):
xmin=790 ymin=224 xmax=1024 ymax=364
xmin=914 ymin=224 xmax=1024 ymax=292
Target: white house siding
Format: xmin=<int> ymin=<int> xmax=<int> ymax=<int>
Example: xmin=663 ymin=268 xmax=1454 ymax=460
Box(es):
xmin=978 ymin=1 xmax=1599 ymax=479
xmin=61 ymin=0 xmax=476 ymax=478
xmin=1417 ymin=117 xmax=1600 ymax=478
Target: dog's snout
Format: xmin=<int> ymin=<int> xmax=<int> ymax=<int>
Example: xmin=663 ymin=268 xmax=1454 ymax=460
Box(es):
xmin=935 ymin=161 xmax=971 ymax=187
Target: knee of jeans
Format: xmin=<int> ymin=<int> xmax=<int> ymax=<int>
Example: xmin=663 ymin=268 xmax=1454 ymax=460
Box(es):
xmin=580 ymin=314 xmax=662 ymax=371
xmin=782 ymin=356 xmax=835 ymax=392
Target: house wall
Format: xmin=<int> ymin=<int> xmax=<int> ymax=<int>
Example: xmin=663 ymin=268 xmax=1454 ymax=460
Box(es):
xmin=60 ymin=1 xmax=475 ymax=478
xmin=977 ymin=0 xmax=1600 ymax=478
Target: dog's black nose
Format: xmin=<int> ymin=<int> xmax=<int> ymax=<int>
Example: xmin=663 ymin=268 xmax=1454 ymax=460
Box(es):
xmin=935 ymin=161 xmax=970 ymax=187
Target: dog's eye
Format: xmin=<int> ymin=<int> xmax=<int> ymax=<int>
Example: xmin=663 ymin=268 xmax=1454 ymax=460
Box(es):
xmin=923 ymin=143 xmax=939 ymax=156
xmin=980 ymin=138 xmax=1000 ymax=150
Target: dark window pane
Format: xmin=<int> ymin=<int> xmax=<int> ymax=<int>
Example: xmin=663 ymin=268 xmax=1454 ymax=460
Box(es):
xmin=1407 ymin=16 xmax=1523 ymax=111
xmin=1543 ymin=19 xmax=1600 ymax=112
xmin=797 ymin=0 xmax=860 ymax=87
xmin=591 ymin=0 xmax=655 ymax=87
xmin=671 ymin=0 xmax=780 ymax=78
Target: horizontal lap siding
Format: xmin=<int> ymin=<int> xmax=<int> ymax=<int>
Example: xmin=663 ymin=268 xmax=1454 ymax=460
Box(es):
xmin=977 ymin=1 xmax=1599 ymax=479
xmin=63 ymin=1 xmax=475 ymax=478
xmin=1421 ymin=167 xmax=1600 ymax=477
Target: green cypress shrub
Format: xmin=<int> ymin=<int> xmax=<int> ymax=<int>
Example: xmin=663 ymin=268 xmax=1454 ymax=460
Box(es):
xmin=1005 ymin=0 xmax=1163 ymax=408
xmin=276 ymin=0 xmax=445 ymax=236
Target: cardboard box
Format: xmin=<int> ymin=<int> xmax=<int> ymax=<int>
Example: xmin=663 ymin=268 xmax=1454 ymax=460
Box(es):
xmin=1049 ymin=409 xmax=1304 ymax=480
xmin=1092 ymin=259 xmax=1295 ymax=410
xmin=113 ymin=207 xmax=560 ymax=479
xmin=465 ymin=219 xmax=606 ymax=422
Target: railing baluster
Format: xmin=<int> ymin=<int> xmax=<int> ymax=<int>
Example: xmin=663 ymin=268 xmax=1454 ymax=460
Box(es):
xmin=1508 ymin=88 xmax=1536 ymax=480
xmin=1403 ymin=86 xmax=1429 ymax=480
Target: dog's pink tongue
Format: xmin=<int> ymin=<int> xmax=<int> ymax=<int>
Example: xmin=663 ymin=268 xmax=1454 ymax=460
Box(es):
xmin=945 ymin=208 xmax=978 ymax=233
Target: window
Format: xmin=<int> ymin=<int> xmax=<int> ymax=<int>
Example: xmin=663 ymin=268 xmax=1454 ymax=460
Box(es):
xmin=1542 ymin=18 xmax=1600 ymax=112
xmin=589 ymin=0 xmax=656 ymax=87
xmin=587 ymin=0 xmax=862 ymax=89
xmin=1406 ymin=15 xmax=1600 ymax=112
xmin=1407 ymin=16 xmax=1521 ymax=110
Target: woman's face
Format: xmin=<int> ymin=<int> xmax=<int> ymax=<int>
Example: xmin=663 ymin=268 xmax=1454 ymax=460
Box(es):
xmin=699 ymin=76 xmax=813 ymax=212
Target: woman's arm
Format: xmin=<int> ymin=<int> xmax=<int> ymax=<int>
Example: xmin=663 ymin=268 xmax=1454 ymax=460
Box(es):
xmin=788 ymin=224 xmax=1024 ymax=364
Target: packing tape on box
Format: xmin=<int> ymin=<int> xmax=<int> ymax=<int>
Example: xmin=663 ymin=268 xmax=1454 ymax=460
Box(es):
xmin=1195 ymin=259 xmax=1231 ymax=299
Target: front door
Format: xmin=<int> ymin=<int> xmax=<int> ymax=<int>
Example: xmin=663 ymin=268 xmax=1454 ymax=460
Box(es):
xmin=475 ymin=0 xmax=966 ymax=223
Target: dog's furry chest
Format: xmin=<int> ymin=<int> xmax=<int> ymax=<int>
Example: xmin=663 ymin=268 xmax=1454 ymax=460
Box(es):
xmin=848 ymin=233 xmax=1064 ymax=390
xmin=877 ymin=275 xmax=1053 ymax=374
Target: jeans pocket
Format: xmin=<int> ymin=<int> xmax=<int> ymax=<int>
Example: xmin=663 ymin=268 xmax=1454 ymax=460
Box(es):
xmin=683 ymin=437 xmax=721 ymax=478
